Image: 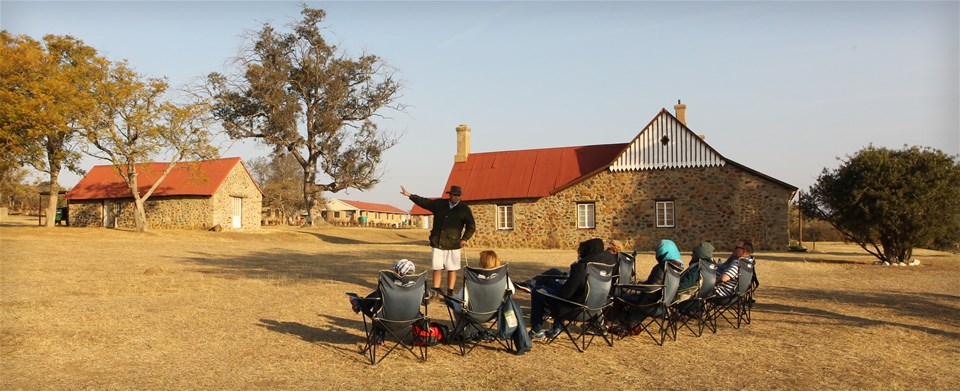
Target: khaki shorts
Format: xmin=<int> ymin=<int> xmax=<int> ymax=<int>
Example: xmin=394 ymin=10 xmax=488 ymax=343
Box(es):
xmin=431 ymin=248 xmax=462 ymax=271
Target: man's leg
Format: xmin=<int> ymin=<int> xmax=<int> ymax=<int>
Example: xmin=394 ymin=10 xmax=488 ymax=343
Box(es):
xmin=446 ymin=270 xmax=456 ymax=293
xmin=432 ymin=269 xmax=443 ymax=290
xmin=431 ymin=248 xmax=444 ymax=290
xmin=445 ymin=249 xmax=462 ymax=295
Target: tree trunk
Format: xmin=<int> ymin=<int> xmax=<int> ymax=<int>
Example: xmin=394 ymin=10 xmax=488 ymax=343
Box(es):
xmin=132 ymin=197 xmax=148 ymax=232
xmin=303 ymin=168 xmax=318 ymax=227
xmin=125 ymin=169 xmax=149 ymax=232
xmin=44 ymin=171 xmax=60 ymax=228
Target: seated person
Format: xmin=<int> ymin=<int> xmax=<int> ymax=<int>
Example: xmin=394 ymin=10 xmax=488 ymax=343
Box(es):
xmin=447 ymin=250 xmax=514 ymax=313
xmin=526 ymin=238 xmax=617 ymax=340
xmin=678 ymin=241 xmax=714 ymax=292
xmin=606 ymin=239 xmax=684 ymax=329
xmin=715 ymin=239 xmax=753 ymax=297
xmin=349 ymin=259 xmax=416 ymax=316
xmin=606 ymin=239 xmax=625 ymax=255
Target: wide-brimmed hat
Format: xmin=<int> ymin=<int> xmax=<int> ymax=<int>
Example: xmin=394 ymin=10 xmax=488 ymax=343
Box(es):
xmin=446 ymin=185 xmax=463 ymax=196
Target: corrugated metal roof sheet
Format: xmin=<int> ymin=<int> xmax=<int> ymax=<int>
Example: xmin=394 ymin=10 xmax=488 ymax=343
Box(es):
xmin=339 ymin=199 xmax=407 ymax=214
xmin=440 ymin=144 xmax=628 ymax=202
xmin=409 ymin=203 xmax=432 ymax=215
xmin=66 ymin=157 xmax=247 ymax=200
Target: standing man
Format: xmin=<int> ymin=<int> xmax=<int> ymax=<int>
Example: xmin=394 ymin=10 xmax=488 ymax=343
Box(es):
xmin=401 ymin=185 xmax=476 ymax=296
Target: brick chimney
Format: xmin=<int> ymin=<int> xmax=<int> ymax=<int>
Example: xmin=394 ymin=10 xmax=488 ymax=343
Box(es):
xmin=674 ymin=99 xmax=687 ymax=126
xmin=455 ymin=124 xmax=471 ymax=163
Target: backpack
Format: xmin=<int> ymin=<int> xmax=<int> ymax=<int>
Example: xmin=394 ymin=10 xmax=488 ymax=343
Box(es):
xmin=413 ymin=319 xmax=448 ymax=347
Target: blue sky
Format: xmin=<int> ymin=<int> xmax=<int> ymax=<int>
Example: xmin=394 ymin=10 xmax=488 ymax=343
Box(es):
xmin=3 ymin=1 xmax=958 ymax=210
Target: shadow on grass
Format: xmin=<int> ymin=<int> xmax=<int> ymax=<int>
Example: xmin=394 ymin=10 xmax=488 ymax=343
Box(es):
xmin=258 ymin=316 xmax=372 ymax=364
xmin=180 ymin=246 xmax=566 ymax=292
xmin=758 ymin=254 xmax=867 ymax=265
xmin=182 ymin=248 xmax=428 ymax=288
xmin=756 ymin=286 xmax=960 ymax=339
xmin=300 ymin=230 xmax=428 ymax=246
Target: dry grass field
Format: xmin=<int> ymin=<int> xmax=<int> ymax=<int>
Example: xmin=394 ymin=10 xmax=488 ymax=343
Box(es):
xmin=2 ymin=215 xmax=959 ymax=390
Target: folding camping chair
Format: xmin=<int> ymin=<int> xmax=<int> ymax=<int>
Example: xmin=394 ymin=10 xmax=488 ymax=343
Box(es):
xmin=710 ymin=257 xmax=756 ymax=330
xmin=672 ymin=258 xmax=719 ymax=337
xmin=613 ymin=262 xmax=682 ymax=346
xmin=438 ymin=264 xmax=515 ymax=356
xmin=538 ymin=262 xmax=615 ymax=352
xmin=346 ymin=270 xmax=429 ymax=365
xmin=612 ymin=250 xmax=637 ymax=296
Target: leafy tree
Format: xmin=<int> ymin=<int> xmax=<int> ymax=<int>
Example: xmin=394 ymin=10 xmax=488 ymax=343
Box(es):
xmin=0 ymin=31 xmax=106 ymax=226
xmin=248 ymin=152 xmax=306 ymax=225
xmin=207 ymin=6 xmax=402 ymax=226
xmin=82 ymin=61 xmax=218 ymax=232
xmin=800 ymin=145 xmax=960 ymax=264
xmin=0 ymin=166 xmax=37 ymax=211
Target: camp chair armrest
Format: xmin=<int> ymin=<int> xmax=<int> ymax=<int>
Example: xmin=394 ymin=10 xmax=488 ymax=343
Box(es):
xmin=535 ymin=288 xmax=581 ymax=307
xmin=438 ymin=290 xmax=464 ymax=305
xmin=346 ymin=292 xmax=382 ymax=304
xmin=530 ymin=273 xmax=569 ymax=281
xmin=617 ymin=283 xmax=664 ymax=294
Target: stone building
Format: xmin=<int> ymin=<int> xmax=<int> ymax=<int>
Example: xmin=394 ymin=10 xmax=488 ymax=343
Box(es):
xmin=321 ymin=199 xmax=409 ymax=227
xmin=65 ymin=157 xmax=262 ymax=230
xmin=416 ymin=105 xmax=797 ymax=251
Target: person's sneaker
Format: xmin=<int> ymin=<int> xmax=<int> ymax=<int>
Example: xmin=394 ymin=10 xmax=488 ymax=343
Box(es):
xmin=529 ymin=329 xmax=546 ymax=340
xmin=586 ymin=327 xmax=605 ymax=336
xmin=545 ymin=326 xmax=562 ymax=339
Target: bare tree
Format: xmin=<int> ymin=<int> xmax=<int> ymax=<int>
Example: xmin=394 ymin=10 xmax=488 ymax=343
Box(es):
xmin=248 ymin=152 xmax=305 ymax=225
xmin=207 ymin=6 xmax=402 ymax=225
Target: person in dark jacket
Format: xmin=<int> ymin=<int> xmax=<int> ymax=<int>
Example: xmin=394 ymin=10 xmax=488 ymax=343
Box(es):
xmin=525 ymin=238 xmax=617 ymax=340
xmin=401 ymin=185 xmax=476 ymax=296
xmin=605 ymin=239 xmax=684 ymax=332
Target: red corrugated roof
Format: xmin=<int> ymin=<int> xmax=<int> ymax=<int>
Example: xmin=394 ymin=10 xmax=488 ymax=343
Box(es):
xmin=409 ymin=203 xmax=433 ymax=215
xmin=440 ymin=144 xmax=628 ymax=202
xmin=66 ymin=157 xmax=249 ymax=200
xmin=339 ymin=199 xmax=407 ymax=214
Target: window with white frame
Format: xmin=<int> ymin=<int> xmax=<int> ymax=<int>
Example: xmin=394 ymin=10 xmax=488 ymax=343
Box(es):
xmin=497 ymin=205 xmax=514 ymax=230
xmin=656 ymin=201 xmax=675 ymax=228
xmin=577 ymin=203 xmax=595 ymax=229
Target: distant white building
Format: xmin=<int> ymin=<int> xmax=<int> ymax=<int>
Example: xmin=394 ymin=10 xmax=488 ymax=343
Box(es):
xmin=321 ymin=199 xmax=409 ymax=227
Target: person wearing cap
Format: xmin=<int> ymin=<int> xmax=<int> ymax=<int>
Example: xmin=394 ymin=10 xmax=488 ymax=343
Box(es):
xmin=678 ymin=241 xmax=715 ymax=292
xmin=349 ymin=259 xmax=417 ymax=316
xmin=401 ymin=184 xmax=476 ymax=296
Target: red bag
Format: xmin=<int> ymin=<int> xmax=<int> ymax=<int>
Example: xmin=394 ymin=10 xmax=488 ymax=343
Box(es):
xmin=413 ymin=320 xmax=447 ymax=346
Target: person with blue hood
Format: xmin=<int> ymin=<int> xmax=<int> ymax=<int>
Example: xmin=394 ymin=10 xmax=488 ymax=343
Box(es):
xmin=605 ymin=239 xmax=685 ymax=333
xmin=523 ymin=238 xmax=617 ymax=340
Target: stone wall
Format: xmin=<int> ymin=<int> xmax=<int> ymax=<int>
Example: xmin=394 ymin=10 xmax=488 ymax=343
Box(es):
xmin=69 ymin=197 xmax=213 ymax=229
xmin=467 ymin=165 xmax=793 ymax=251
xmin=209 ymin=163 xmax=262 ymax=230
xmin=142 ymin=196 xmax=213 ymax=229
xmin=67 ymin=201 xmax=103 ymax=227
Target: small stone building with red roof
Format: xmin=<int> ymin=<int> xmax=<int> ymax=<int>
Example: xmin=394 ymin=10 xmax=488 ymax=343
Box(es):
xmin=65 ymin=157 xmax=262 ymax=230
xmin=425 ymin=105 xmax=797 ymax=251
xmin=322 ymin=199 xmax=409 ymax=227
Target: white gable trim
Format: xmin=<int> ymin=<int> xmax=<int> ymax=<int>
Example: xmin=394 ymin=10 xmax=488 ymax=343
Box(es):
xmin=610 ymin=112 xmax=725 ymax=171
